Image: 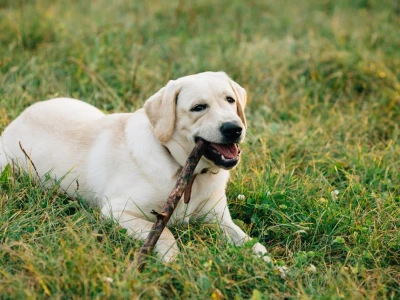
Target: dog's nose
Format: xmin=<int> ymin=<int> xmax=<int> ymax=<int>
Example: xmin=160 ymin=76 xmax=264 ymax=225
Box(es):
xmin=220 ymin=122 xmax=243 ymax=142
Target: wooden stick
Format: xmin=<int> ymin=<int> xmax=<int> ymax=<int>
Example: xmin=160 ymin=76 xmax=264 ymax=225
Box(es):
xmin=137 ymin=138 xmax=209 ymax=271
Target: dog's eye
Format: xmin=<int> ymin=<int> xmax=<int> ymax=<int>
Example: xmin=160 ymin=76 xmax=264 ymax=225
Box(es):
xmin=191 ymin=104 xmax=208 ymax=112
xmin=226 ymin=96 xmax=235 ymax=103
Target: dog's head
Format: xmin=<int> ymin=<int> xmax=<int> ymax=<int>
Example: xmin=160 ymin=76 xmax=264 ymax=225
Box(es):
xmin=144 ymin=71 xmax=247 ymax=170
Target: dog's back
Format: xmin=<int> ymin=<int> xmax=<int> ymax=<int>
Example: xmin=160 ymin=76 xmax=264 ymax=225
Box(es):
xmin=0 ymin=97 xmax=106 ymax=184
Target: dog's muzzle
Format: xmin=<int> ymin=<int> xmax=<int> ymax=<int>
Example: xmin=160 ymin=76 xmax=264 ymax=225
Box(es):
xmin=195 ymin=137 xmax=241 ymax=169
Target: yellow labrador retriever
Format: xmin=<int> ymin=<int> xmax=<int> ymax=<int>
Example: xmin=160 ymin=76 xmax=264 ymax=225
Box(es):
xmin=0 ymin=71 xmax=270 ymax=262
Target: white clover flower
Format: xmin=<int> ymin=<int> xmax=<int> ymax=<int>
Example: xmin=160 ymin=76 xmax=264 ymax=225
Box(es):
xmin=237 ymin=194 xmax=246 ymax=201
xmin=274 ymin=266 xmax=289 ymax=278
xmin=307 ymin=264 xmax=317 ymax=273
xmin=331 ymin=190 xmax=339 ymax=200
xmin=103 ymin=277 xmax=113 ymax=283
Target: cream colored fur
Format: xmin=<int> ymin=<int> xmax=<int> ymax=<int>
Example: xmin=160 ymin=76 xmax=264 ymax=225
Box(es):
xmin=0 ymin=71 xmax=270 ymax=262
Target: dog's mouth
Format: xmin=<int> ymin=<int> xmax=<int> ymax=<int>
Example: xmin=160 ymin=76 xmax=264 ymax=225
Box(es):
xmin=195 ymin=137 xmax=241 ymax=169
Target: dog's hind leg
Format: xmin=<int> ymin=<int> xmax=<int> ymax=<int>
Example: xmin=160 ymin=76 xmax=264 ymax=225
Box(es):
xmin=0 ymin=138 xmax=9 ymax=170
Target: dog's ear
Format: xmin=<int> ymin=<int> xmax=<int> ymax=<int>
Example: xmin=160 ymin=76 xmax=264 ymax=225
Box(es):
xmin=144 ymin=80 xmax=181 ymax=143
xmin=230 ymin=79 xmax=247 ymax=129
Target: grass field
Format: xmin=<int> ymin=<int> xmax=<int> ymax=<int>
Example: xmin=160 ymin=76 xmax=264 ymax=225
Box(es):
xmin=1 ymin=0 xmax=399 ymax=298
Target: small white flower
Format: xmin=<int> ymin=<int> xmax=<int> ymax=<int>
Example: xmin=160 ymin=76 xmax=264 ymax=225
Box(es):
xmin=275 ymin=266 xmax=289 ymax=278
xmin=331 ymin=190 xmax=339 ymax=200
xmin=103 ymin=277 xmax=113 ymax=283
xmin=237 ymin=194 xmax=246 ymax=201
xmin=307 ymin=264 xmax=317 ymax=273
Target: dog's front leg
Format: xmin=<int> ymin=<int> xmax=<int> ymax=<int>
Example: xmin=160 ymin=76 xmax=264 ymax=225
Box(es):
xmin=219 ymin=213 xmax=272 ymax=263
xmin=201 ymin=195 xmax=272 ymax=263
xmin=102 ymin=207 xmax=179 ymax=262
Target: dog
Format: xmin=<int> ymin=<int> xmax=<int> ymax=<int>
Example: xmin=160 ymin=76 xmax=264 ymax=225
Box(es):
xmin=0 ymin=71 xmax=270 ymax=262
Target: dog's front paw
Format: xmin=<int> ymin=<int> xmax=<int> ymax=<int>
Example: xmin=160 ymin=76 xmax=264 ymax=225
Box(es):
xmin=252 ymin=242 xmax=272 ymax=263
xmin=252 ymin=242 xmax=290 ymax=277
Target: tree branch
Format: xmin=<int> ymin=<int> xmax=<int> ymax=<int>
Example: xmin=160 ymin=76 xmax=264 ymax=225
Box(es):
xmin=137 ymin=138 xmax=208 ymax=271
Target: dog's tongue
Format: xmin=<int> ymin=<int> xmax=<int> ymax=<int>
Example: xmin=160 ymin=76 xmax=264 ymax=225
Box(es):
xmin=210 ymin=143 xmax=239 ymax=159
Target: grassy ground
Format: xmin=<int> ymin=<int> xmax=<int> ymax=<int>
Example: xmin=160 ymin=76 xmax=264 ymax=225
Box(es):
xmin=0 ymin=0 xmax=399 ymax=298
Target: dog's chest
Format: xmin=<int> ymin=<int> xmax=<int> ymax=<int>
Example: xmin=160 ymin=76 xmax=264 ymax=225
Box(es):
xmin=169 ymin=171 xmax=227 ymax=224
xmin=113 ymin=170 xmax=225 ymax=225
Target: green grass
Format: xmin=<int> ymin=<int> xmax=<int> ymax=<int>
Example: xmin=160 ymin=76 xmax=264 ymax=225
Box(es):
xmin=1 ymin=0 xmax=399 ymax=298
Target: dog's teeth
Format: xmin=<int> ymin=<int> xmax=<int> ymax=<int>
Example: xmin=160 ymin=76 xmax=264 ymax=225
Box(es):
xmin=221 ymin=155 xmax=225 ymax=161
